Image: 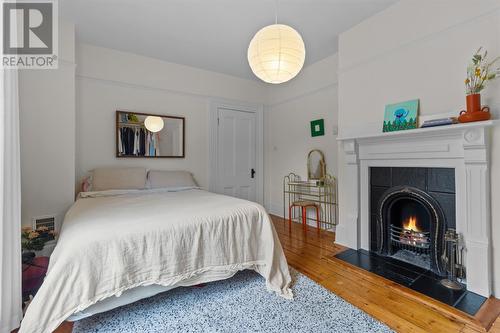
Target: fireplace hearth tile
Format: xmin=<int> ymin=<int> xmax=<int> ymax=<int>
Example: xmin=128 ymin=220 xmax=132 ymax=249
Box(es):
xmin=371 ymin=263 xmax=416 ymax=287
xmin=454 ymin=292 xmax=486 ymax=316
xmin=358 ymin=249 xmax=428 ymax=275
xmin=340 ymin=249 xmax=421 ymax=286
xmin=335 ymin=249 xmax=486 ymax=316
xmin=335 ymin=249 xmax=356 ymax=262
xmin=409 ymin=275 xmax=465 ymax=307
xmin=338 ymin=249 xmax=379 ymax=273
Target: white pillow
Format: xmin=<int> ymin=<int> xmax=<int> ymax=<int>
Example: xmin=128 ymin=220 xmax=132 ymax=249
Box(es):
xmin=91 ymin=167 xmax=147 ymax=191
xmin=147 ymin=170 xmax=197 ymax=189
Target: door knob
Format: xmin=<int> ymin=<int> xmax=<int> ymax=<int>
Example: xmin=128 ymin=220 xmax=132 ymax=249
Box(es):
xmin=251 ymin=168 xmax=256 ymax=178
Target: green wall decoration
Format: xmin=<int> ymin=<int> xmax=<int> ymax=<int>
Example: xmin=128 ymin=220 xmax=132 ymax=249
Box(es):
xmin=310 ymin=119 xmax=325 ymax=137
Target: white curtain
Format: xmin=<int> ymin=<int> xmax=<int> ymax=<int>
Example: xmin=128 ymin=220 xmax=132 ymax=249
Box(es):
xmin=0 ymin=69 xmax=22 ymax=332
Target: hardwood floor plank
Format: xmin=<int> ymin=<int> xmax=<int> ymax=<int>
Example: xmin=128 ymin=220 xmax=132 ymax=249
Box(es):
xmin=488 ymin=317 xmax=500 ymax=333
xmin=476 ymin=298 xmax=500 ymax=331
xmin=320 ymin=265 xmax=464 ymax=332
xmin=320 ymin=277 xmax=431 ymax=333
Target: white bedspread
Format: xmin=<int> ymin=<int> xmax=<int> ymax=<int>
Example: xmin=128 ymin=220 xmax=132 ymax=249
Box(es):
xmin=19 ymin=189 xmax=292 ymax=333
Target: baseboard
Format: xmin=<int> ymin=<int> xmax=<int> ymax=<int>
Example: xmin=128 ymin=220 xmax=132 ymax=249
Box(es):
xmin=266 ymin=203 xmax=284 ymax=218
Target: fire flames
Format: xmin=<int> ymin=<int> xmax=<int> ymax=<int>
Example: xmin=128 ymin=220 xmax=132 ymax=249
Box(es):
xmin=403 ymin=216 xmax=420 ymax=232
xmin=400 ymin=216 xmax=424 ymax=246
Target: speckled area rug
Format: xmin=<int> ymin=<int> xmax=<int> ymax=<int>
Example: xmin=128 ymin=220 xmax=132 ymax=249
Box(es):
xmin=73 ymin=268 xmax=393 ymax=333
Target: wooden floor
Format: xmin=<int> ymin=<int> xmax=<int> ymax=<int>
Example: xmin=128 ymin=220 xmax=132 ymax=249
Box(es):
xmin=271 ymin=215 xmax=500 ymax=333
xmin=44 ymin=216 xmax=500 ymax=333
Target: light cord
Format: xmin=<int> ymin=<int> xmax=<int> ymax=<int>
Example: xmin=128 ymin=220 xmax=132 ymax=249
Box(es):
xmin=274 ymin=0 xmax=278 ymax=24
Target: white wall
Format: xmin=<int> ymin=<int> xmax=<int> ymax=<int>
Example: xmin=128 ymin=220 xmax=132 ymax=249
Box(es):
xmin=19 ymin=21 xmax=76 ymax=229
xmin=336 ymin=0 xmax=500 ymax=295
xmin=76 ymin=44 xmax=268 ymax=190
xmin=76 ymin=43 xmax=340 ymax=216
xmin=264 ymin=55 xmax=339 ymax=217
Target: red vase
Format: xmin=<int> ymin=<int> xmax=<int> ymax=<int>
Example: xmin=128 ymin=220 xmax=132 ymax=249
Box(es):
xmin=458 ymin=94 xmax=491 ymax=123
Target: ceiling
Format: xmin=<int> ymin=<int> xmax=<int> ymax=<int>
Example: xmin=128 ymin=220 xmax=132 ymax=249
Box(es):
xmin=60 ymin=0 xmax=398 ymax=80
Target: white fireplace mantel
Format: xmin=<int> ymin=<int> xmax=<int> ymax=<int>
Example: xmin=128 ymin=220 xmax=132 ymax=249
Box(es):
xmin=336 ymin=120 xmax=497 ymax=297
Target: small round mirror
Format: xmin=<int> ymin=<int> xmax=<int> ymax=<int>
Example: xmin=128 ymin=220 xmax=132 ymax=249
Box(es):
xmin=307 ymin=149 xmax=326 ymax=180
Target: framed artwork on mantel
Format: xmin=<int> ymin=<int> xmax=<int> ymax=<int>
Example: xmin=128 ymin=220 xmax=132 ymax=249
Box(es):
xmin=383 ymin=99 xmax=419 ymax=132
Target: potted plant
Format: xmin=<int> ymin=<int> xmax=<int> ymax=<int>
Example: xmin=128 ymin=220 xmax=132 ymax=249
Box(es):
xmin=459 ymin=47 xmax=500 ymax=123
xmin=21 ymin=226 xmax=56 ymax=264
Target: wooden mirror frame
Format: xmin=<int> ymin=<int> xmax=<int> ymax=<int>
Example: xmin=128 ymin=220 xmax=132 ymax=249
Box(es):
xmin=116 ymin=110 xmax=185 ymax=158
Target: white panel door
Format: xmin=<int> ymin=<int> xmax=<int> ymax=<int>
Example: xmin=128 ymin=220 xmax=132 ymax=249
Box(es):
xmin=217 ymin=108 xmax=256 ymax=201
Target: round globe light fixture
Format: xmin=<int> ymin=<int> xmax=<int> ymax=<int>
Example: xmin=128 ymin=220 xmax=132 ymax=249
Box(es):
xmin=248 ymin=24 xmax=305 ymax=84
xmin=144 ymin=116 xmax=164 ymax=133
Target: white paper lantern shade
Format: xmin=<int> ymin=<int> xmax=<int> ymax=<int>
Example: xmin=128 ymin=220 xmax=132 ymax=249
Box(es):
xmin=144 ymin=116 xmax=164 ymax=133
xmin=248 ymin=24 xmax=305 ymax=84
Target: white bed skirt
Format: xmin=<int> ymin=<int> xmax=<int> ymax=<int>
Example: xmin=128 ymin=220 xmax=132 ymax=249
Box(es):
xmin=68 ymin=268 xmax=248 ymax=321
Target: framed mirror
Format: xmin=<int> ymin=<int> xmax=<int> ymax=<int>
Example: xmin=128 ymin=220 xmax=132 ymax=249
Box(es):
xmin=116 ymin=111 xmax=185 ymax=158
xmin=307 ymin=149 xmax=326 ymax=180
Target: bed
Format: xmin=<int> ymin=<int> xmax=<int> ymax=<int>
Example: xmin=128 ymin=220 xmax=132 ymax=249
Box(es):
xmin=19 ymin=169 xmax=292 ymax=333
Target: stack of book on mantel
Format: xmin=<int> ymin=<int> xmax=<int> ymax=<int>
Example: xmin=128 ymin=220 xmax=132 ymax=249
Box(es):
xmin=420 ymin=117 xmax=459 ymax=128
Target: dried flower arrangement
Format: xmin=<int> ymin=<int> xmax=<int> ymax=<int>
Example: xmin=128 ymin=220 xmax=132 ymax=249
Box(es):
xmin=465 ymin=47 xmax=500 ymax=95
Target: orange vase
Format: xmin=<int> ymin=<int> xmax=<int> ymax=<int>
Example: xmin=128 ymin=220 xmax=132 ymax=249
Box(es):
xmin=458 ymin=94 xmax=491 ymax=123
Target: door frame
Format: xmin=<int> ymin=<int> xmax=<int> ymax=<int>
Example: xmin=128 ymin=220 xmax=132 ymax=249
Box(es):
xmin=208 ymin=99 xmax=264 ymax=205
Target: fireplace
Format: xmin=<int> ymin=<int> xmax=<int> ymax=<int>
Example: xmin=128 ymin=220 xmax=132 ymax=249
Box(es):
xmin=337 ymin=124 xmax=492 ymax=297
xmin=370 ymin=167 xmax=455 ymax=276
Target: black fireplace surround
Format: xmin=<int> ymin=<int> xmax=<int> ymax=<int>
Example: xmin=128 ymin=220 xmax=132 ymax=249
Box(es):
xmin=370 ymin=167 xmax=456 ymax=276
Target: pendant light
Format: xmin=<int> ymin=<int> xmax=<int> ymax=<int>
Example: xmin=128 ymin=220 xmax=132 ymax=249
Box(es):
xmin=144 ymin=116 xmax=164 ymax=133
xmin=247 ymin=2 xmax=305 ymax=84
